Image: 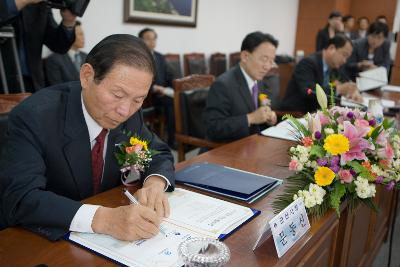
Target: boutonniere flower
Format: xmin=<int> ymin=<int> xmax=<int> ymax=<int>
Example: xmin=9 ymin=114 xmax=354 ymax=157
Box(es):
xmin=115 ymin=132 xmax=158 ymax=181
xmin=258 ymin=93 xmax=271 ymax=107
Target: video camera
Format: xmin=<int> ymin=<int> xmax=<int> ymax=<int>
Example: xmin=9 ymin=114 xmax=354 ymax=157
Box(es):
xmin=45 ymin=0 xmax=90 ymax=17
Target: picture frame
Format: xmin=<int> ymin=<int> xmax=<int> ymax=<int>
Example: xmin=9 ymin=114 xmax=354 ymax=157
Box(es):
xmin=124 ymin=0 xmax=198 ymax=27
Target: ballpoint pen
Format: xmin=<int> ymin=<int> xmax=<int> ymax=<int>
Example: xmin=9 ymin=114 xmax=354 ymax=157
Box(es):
xmin=123 ymin=188 xmax=167 ymax=236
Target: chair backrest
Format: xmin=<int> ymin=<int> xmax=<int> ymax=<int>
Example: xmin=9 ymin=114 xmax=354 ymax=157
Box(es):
xmin=209 ymin=53 xmax=227 ymax=77
xmin=164 ymin=53 xmax=182 ymax=80
xmin=173 ymin=74 xmax=222 ymax=161
xmin=229 ymin=52 xmax=241 ymax=68
xmin=183 ymin=53 xmax=206 ymax=76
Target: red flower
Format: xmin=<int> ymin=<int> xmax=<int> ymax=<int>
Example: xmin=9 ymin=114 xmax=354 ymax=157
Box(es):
xmin=302 ymin=136 xmax=313 ymax=147
xmin=307 ymin=88 xmax=313 ymax=95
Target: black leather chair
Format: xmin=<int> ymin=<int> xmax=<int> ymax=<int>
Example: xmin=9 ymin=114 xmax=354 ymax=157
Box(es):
xmin=173 ymin=75 xmax=223 ymax=162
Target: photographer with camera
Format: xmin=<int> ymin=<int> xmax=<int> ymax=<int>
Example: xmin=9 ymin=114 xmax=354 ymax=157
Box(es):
xmin=0 ymin=0 xmax=77 ymax=93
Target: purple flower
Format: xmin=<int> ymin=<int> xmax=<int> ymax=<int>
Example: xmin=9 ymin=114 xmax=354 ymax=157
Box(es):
xmin=347 ymin=112 xmax=354 ymax=119
xmin=330 ymin=156 xmax=340 ymax=166
xmin=317 ymin=158 xmax=328 ymax=166
xmin=386 ymin=181 xmax=395 ymax=191
xmin=375 ymin=176 xmax=384 ymax=184
xmin=368 ymin=119 xmax=376 ymax=126
xmin=349 ymin=169 xmax=356 ymax=176
xmin=330 ymin=165 xmax=340 ymax=173
xmin=314 ymin=131 xmax=322 ymax=140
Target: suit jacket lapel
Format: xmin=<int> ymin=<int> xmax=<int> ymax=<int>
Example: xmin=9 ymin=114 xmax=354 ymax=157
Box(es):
xmin=62 ymin=84 xmax=93 ymax=199
xmin=234 ymin=66 xmax=254 ymax=111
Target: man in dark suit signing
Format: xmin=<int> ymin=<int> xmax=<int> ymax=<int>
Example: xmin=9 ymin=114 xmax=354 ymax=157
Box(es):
xmin=0 ymin=34 xmax=175 ymax=242
xmin=204 ymin=31 xmax=278 ymax=143
xmin=280 ymin=34 xmax=362 ymax=113
xmin=45 ymin=20 xmax=87 ymax=85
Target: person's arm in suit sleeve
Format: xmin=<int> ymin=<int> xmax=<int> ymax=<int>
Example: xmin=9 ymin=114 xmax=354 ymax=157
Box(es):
xmin=293 ymin=57 xmax=322 ymax=98
xmin=380 ymin=40 xmax=391 ymax=72
xmin=316 ymin=30 xmax=324 ymax=52
xmin=0 ymin=104 xmax=82 ymax=241
xmin=204 ymin=81 xmax=249 ymax=142
xmin=44 ymin=56 xmax=63 ymax=86
xmin=43 ymin=9 xmax=75 ymax=54
xmin=0 ymin=0 xmax=18 ymax=25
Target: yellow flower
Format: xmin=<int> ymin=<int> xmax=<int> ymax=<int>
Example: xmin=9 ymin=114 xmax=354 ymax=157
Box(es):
xmin=258 ymin=93 xmax=268 ymax=101
xmin=315 ymin=167 xmax=335 ymax=186
xmin=368 ymin=126 xmax=374 ymax=137
xmin=129 ymin=137 xmax=148 ymax=151
xmin=323 ymin=134 xmax=349 ymax=155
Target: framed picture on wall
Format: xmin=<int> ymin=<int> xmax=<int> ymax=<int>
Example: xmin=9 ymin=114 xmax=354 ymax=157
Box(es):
xmin=124 ymin=0 xmax=198 ymax=27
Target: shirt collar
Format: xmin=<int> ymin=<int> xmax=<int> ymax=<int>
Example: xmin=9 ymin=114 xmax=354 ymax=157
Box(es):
xmin=322 ymin=57 xmax=329 ymax=73
xmin=68 ymin=49 xmax=80 ymax=62
xmin=81 ymin=93 xmax=104 ymax=143
xmin=239 ymin=66 xmax=257 ymax=92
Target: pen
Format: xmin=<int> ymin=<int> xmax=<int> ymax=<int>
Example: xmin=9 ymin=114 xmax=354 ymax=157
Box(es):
xmin=123 ymin=189 xmax=167 ymax=236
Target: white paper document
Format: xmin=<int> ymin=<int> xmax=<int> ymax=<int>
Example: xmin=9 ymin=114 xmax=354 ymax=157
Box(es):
xmin=68 ymin=188 xmax=257 ymax=267
xmin=381 ymin=85 xmax=400 ymax=93
xmin=356 ymin=67 xmax=388 ymax=91
xmin=261 ymin=118 xmax=307 ymax=141
xmin=341 ymin=93 xmax=395 ymax=108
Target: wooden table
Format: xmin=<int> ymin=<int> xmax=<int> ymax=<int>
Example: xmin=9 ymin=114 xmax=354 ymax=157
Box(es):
xmin=1 ymin=135 xmax=395 ymax=267
xmin=1 ymin=88 xmax=398 ymax=267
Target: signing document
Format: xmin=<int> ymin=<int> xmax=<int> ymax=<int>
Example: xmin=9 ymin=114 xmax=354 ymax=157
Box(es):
xmin=261 ymin=118 xmax=307 ymax=141
xmin=68 ymin=188 xmax=258 ymax=267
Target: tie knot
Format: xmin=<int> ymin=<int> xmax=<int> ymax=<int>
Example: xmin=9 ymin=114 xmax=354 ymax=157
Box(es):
xmin=96 ymin=128 xmax=108 ymax=143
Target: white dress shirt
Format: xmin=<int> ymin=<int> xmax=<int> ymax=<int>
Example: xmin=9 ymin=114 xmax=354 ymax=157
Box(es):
xmin=69 ymin=94 xmax=171 ymax=233
xmin=240 ymin=66 xmax=258 ymax=94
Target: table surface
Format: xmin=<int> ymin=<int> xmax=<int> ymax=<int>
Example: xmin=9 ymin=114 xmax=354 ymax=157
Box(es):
xmin=0 ymin=88 xmax=398 ymax=267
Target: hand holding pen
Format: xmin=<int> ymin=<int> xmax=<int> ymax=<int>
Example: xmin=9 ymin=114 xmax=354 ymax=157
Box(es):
xmin=123 ymin=189 xmax=167 ymax=236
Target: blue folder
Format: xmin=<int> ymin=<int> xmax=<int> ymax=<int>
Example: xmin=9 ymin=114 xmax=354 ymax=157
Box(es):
xmin=175 ymin=162 xmax=282 ymax=203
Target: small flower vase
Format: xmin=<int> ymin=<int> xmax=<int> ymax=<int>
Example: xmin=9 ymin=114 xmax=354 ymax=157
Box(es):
xmin=178 ymin=237 xmax=230 ymax=267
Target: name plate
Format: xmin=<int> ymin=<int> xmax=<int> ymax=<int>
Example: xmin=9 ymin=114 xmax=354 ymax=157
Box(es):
xmin=269 ymin=198 xmax=310 ymax=258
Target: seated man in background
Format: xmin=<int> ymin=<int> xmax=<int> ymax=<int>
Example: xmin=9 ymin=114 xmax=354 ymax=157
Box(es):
xmin=139 ymin=28 xmax=175 ymax=148
xmin=204 ymin=31 xmax=278 ymax=143
xmin=280 ymin=34 xmax=362 ymax=113
xmin=45 ymin=20 xmax=87 ymax=85
xmin=0 ymin=34 xmax=175 ymax=242
xmin=346 ymin=21 xmax=390 ymax=81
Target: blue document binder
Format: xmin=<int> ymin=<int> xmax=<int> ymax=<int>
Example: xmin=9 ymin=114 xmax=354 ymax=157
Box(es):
xmin=175 ymin=162 xmax=282 ymax=203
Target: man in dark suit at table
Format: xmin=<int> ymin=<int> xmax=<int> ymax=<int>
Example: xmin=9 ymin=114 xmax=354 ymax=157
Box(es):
xmin=280 ymin=34 xmax=362 ymax=113
xmin=204 ymin=31 xmax=278 ymax=143
xmin=346 ymin=21 xmax=391 ymax=81
xmin=139 ymin=28 xmax=176 ymax=148
xmin=0 ymin=34 xmax=175 ymax=242
xmin=44 ymin=20 xmax=87 ymax=85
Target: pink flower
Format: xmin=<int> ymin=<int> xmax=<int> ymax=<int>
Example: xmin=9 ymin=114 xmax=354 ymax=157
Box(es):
xmin=289 ymin=159 xmax=299 ymax=171
xmin=317 ymin=112 xmax=330 ymax=125
xmin=338 ymin=169 xmax=353 ymax=183
xmin=341 ymin=121 xmax=375 ymax=164
xmin=133 ymin=144 xmax=143 ymax=153
xmin=377 ymin=143 xmax=394 ymax=162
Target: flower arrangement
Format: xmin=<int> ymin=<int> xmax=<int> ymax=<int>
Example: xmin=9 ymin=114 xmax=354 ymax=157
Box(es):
xmin=115 ymin=132 xmax=158 ymax=177
xmin=259 ymin=93 xmax=271 ymax=107
xmin=273 ymin=84 xmax=400 ymax=218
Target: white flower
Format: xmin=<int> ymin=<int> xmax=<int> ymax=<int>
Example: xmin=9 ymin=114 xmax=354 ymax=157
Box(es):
xmin=324 ymin=128 xmax=334 ymax=135
xmin=354 ymin=176 xmax=376 ymax=199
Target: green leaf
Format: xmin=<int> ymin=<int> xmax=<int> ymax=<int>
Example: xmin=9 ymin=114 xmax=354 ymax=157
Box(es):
xmin=346 ymin=161 xmax=364 ymax=173
xmin=329 ymin=181 xmax=346 ymax=215
xmin=316 ymin=83 xmax=328 ymax=110
xmin=310 ymin=145 xmax=325 ymax=158
xmin=283 ymin=114 xmax=310 ymax=137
